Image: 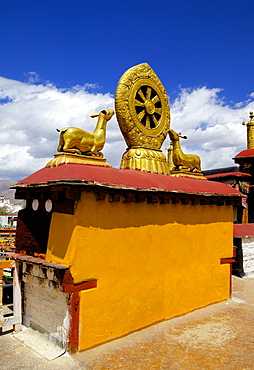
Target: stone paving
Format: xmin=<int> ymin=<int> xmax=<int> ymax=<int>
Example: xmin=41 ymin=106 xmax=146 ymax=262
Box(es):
xmin=1 ymin=275 xmax=254 ymax=369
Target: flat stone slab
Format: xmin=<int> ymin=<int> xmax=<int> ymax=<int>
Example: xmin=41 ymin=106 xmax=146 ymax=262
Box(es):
xmin=14 ymin=327 xmax=65 ymax=361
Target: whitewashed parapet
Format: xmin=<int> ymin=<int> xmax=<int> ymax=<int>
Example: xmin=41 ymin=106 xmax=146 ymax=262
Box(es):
xmin=11 ymin=255 xmax=70 ymax=349
xmin=242 ymin=237 xmax=254 ymax=275
xmin=234 ymin=224 xmax=254 ymax=276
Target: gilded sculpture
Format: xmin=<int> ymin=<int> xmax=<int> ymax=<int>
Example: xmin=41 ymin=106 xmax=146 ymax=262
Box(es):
xmin=115 ymin=63 xmax=204 ymax=177
xmin=115 ymin=63 xmax=170 ymax=174
xmin=47 ymin=62 xmax=203 ymax=175
xmin=46 ymin=109 xmax=114 ymax=168
xmin=57 ymin=109 xmax=114 ymax=156
xmin=168 ymin=129 xmax=201 ymax=173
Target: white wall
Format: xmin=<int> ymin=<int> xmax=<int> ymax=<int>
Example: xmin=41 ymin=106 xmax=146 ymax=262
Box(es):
xmin=242 ymin=237 xmax=254 ymax=275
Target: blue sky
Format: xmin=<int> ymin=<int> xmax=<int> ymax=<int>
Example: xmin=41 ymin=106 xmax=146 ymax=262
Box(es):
xmin=1 ymin=0 xmax=253 ymax=102
xmin=0 ymin=0 xmax=254 ymax=180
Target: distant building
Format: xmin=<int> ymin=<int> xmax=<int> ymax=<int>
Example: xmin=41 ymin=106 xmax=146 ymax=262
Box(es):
xmin=204 ymin=166 xmax=250 ymax=224
xmin=0 ymin=194 xmax=23 ymax=213
xmin=0 ymin=213 xmax=17 ymax=253
xmin=0 ymin=213 xmax=17 ymax=228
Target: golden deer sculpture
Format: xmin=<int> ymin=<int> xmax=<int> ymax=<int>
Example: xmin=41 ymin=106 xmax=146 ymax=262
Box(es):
xmin=168 ymin=129 xmax=201 ymax=172
xmin=57 ymin=109 xmax=114 ymax=157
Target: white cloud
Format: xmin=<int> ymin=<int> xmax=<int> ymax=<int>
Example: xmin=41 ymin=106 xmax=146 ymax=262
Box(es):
xmin=0 ymin=76 xmax=124 ymax=180
xmin=24 ymin=71 xmax=40 ymax=84
xmin=0 ymin=76 xmax=254 ymax=180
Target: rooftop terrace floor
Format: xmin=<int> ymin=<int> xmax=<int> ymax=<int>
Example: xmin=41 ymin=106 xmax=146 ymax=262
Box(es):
xmin=0 ymin=275 xmax=254 ymax=369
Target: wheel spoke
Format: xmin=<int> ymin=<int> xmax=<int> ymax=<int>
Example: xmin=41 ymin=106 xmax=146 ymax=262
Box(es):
xmin=145 ymin=114 xmax=151 ymax=128
xmin=137 ymin=109 xmax=146 ymax=121
xmin=135 ymin=99 xmax=145 ymax=107
xmin=137 ymin=89 xmax=146 ymax=102
xmin=154 ymin=107 xmax=162 ymax=115
xmin=135 ymin=86 xmax=162 ymax=129
xmin=146 ymin=87 xmax=152 ymax=100
xmin=151 ymin=114 xmax=159 ymax=126
xmin=152 ymin=95 xmax=160 ymax=104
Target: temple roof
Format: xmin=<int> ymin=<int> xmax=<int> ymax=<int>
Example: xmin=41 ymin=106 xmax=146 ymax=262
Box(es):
xmin=233 ymin=149 xmax=254 ymax=159
xmin=206 ymin=172 xmax=251 ymax=180
xmin=13 ymin=163 xmax=242 ymax=198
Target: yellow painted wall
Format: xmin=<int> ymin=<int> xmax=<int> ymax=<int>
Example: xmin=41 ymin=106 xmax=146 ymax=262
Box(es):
xmin=46 ymin=191 xmax=234 ymax=351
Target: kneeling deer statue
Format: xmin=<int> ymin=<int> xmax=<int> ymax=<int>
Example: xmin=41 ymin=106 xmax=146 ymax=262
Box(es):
xmin=168 ymin=129 xmax=201 ymax=172
xmin=57 ymin=109 xmax=114 ymax=157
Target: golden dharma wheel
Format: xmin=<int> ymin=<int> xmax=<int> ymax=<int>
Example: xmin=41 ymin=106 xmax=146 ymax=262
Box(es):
xmin=115 ymin=63 xmax=170 ymax=150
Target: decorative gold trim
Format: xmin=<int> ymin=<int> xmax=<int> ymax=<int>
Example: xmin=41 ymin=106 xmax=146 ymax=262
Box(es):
xmin=46 ymin=153 xmax=112 ymax=168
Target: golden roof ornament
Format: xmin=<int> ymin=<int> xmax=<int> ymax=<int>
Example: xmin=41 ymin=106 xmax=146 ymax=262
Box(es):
xmin=168 ymin=129 xmax=204 ymax=178
xmin=242 ymin=111 xmax=254 ymax=149
xmin=46 ymin=63 xmax=204 ymax=177
xmin=46 ymin=109 xmax=114 ymax=168
xmin=115 ymin=63 xmax=170 ymax=174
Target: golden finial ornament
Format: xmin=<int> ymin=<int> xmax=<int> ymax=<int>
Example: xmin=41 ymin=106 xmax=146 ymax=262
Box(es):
xmin=242 ymin=112 xmax=254 ymax=149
